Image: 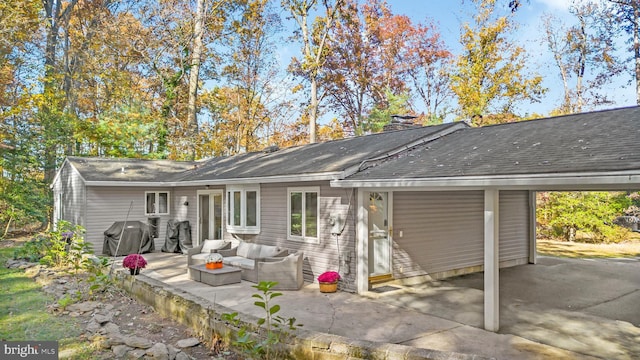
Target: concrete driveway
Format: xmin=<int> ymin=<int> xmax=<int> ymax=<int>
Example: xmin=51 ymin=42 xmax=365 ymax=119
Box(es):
xmin=369 ymin=256 xmax=640 ymax=359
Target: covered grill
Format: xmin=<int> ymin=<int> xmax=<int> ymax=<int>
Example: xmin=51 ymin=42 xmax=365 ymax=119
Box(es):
xmin=103 ymin=221 xmax=155 ymax=256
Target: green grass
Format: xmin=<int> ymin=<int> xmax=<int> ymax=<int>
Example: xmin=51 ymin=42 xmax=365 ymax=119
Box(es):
xmin=0 ymin=243 xmax=95 ymax=358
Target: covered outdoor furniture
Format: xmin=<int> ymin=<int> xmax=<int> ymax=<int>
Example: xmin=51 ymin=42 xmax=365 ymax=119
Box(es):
xmin=186 ymin=240 xmax=232 ymax=266
xmin=161 ymin=220 xmax=192 ymax=254
xmin=217 ymin=242 xmax=288 ymax=283
xmin=102 ymin=221 xmax=154 ymax=256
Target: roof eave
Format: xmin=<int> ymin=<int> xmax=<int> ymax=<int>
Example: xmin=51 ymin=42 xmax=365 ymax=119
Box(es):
xmin=331 ymin=170 xmax=640 ymax=191
xmin=84 ymin=171 xmax=345 ymax=187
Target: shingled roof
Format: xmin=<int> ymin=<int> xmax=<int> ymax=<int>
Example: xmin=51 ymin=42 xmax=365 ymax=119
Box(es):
xmin=339 ymin=106 xmax=640 ymax=184
xmin=173 ymin=122 xmax=464 ymax=183
xmin=62 ymin=122 xmax=465 ymax=185
xmin=66 ymin=156 xmax=198 ymax=182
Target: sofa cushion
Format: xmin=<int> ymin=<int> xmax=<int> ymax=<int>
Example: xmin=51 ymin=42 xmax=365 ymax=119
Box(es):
xmin=201 ymin=240 xmax=229 ymax=253
xmin=236 ymin=242 xmax=254 ymax=258
xmin=223 ymin=256 xmax=255 ymax=270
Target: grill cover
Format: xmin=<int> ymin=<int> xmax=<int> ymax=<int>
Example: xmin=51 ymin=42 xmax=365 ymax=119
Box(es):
xmin=161 ymin=220 xmax=192 ymax=254
xmin=103 ymin=221 xmax=154 ymax=256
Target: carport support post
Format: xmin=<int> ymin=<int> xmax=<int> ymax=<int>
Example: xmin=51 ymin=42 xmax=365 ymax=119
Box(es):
xmin=356 ymin=189 xmax=369 ymax=294
xmin=529 ymin=191 xmax=537 ymax=264
xmin=484 ymin=189 xmax=500 ymax=332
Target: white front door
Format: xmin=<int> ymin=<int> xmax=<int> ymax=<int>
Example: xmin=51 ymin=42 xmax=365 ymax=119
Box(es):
xmin=197 ymin=190 xmax=222 ymax=244
xmin=368 ymin=192 xmax=391 ymax=276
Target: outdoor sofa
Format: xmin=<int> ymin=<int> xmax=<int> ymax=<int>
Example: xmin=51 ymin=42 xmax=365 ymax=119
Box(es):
xmin=218 ymin=241 xmax=304 ymax=290
xmin=187 ymin=240 xmax=304 ymax=290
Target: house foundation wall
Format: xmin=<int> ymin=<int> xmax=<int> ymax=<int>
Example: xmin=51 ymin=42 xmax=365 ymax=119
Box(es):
xmin=383 ymin=257 xmax=529 ymax=286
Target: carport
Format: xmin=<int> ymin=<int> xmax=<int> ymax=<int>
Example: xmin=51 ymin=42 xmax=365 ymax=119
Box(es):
xmin=332 ymin=106 xmax=640 ymax=331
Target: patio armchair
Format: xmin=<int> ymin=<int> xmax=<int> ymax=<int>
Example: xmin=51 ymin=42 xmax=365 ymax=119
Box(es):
xmin=257 ymin=251 xmax=304 ymax=290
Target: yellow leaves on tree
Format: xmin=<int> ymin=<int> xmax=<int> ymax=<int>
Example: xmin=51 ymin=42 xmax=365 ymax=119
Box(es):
xmin=451 ymin=0 xmax=545 ymax=126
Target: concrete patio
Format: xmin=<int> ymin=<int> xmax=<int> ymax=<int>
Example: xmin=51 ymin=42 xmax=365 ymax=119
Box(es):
xmin=120 ymin=252 xmax=640 ymax=359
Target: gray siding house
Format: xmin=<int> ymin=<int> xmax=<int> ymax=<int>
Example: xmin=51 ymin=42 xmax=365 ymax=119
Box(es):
xmin=52 ymin=106 xmax=640 ymax=315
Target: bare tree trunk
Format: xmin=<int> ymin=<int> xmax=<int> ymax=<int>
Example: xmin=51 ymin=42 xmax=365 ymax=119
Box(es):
xmin=187 ymin=0 xmax=206 ymax=159
xmin=634 ymin=2 xmax=640 ymax=104
xmin=575 ymin=14 xmax=587 ymax=113
xmin=42 ymin=0 xmax=78 ymax=182
xmin=543 ymin=15 xmax=571 ymax=112
xmin=309 ymin=77 xmax=318 ymax=143
xmin=283 ymin=0 xmax=343 ymax=144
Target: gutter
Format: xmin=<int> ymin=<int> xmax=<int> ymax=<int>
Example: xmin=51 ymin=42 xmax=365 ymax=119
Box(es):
xmin=330 ymin=171 xmax=640 ymax=191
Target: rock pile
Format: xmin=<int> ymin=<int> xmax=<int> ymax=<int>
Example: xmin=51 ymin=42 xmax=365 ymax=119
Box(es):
xmin=69 ymin=300 xmax=199 ymax=360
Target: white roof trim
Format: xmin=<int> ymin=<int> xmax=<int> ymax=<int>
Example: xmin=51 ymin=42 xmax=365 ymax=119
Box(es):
xmin=331 ymin=171 xmax=640 ymax=191
xmin=84 ymin=171 xmax=345 ymax=187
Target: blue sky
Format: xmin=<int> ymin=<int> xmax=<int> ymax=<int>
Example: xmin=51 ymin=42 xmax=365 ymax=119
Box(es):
xmin=375 ymin=0 xmax=635 ymax=116
xmin=274 ymin=0 xmax=636 ymax=123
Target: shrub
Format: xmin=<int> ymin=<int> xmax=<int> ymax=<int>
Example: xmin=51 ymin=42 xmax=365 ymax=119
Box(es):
xmin=222 ymin=281 xmax=301 ymax=359
xmin=537 ymin=191 xmax=631 ymax=243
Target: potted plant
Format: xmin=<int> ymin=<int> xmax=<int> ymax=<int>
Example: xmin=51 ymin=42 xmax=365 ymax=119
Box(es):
xmin=318 ymin=271 xmax=341 ymax=293
xmin=205 ymin=250 xmax=223 ymax=270
xmin=122 ymin=254 xmax=147 ymax=275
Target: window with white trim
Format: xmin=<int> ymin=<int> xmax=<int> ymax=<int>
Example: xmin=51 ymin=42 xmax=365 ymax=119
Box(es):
xmin=288 ymin=187 xmax=319 ymax=242
xmin=145 ymin=191 xmax=170 ymax=215
xmin=226 ymin=185 xmax=260 ymax=234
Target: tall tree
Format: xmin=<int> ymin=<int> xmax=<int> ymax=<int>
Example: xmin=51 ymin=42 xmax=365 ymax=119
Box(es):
xmin=401 ymin=17 xmax=452 ymax=123
xmin=131 ymin=0 xmax=229 ymax=160
xmin=323 ymin=0 xmax=450 ymax=134
xmin=200 ymin=0 xmax=286 ymax=156
xmin=322 ymin=0 xmax=372 ymax=134
xmin=543 ymin=2 xmax=622 ymax=114
xmin=186 ymin=0 xmax=207 ymax=160
xmin=282 ymin=0 xmax=344 ymax=143
xmin=0 ymin=0 xmax=40 ymax=109
xmin=609 ymin=0 xmax=640 ymax=105
xmin=41 ymin=0 xmax=79 ymax=182
xmin=451 ymin=0 xmax=544 ymax=125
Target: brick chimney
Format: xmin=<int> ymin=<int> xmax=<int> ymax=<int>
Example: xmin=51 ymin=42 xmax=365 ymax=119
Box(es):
xmin=383 ymin=115 xmax=420 ymax=131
